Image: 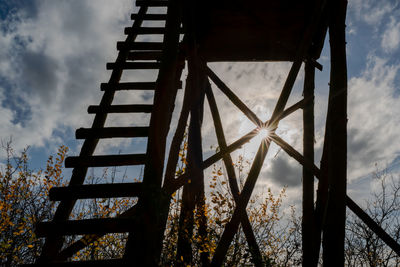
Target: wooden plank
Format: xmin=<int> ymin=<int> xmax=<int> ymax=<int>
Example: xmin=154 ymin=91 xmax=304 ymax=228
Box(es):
xmin=302 ymin=62 xmax=316 ymax=267
xmin=206 ymin=67 xmax=263 ymax=128
xmin=125 ymin=27 xmax=184 ymax=35
xmin=100 ymin=82 xmax=156 ymax=91
xmin=211 ymin=140 xmax=270 ymax=266
xmin=323 ymin=0 xmax=348 ymax=265
xmin=49 ymin=183 xmax=142 ymax=201
xmin=100 ymin=81 xmax=182 ymax=91
xmin=206 ymin=83 xmax=263 ymax=266
xmin=136 ymin=0 xmax=168 ymax=7
xmin=106 ymin=62 xmax=161 ymax=70
xmin=36 ymin=217 xmax=138 ymax=237
xmin=65 ymin=154 xmax=146 ymax=168
xmin=117 ymin=41 xmax=163 ymax=51
xmin=131 ymin=13 xmax=167 ymax=21
xmin=22 ymin=259 xmax=127 ymax=266
xmin=346 ymin=197 xmax=400 ymax=257
xmin=269 ymin=133 xmax=400 ymax=258
xmin=75 ymin=127 xmax=149 ymax=139
xmin=123 ymin=0 xmax=184 ymax=263
xmin=176 ymin=54 xmax=207 ymax=265
xmin=57 ymin=206 xmax=139 ymax=261
xmin=126 ymin=51 xmax=162 ymax=61
xmin=125 ymin=27 xmax=166 ymax=35
xmin=168 ymin=99 xmax=308 ymax=194
xmin=87 ymin=104 xmax=153 ymax=114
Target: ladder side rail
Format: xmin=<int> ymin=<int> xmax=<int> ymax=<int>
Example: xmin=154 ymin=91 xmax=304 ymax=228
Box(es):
xmin=123 ymin=0 xmax=184 ymax=264
xmin=37 ymin=5 xmax=149 ymax=262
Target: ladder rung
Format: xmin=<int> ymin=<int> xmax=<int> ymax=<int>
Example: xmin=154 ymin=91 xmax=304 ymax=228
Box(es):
xmin=100 ymin=81 xmax=182 ymax=91
xmin=22 ymin=259 xmax=128 ymax=266
xmin=125 ymin=27 xmax=165 ymax=35
xmin=36 ymin=217 xmax=138 ymax=237
xmin=76 ymin=127 xmax=149 ymax=139
xmin=49 ymin=183 xmax=143 ymax=201
xmin=106 ymin=62 xmax=161 ymax=70
xmin=127 ymin=51 xmax=162 ymax=61
xmin=65 ymin=154 xmax=146 ymax=168
xmin=101 ymin=82 xmax=156 ymax=91
xmin=136 ymin=0 xmax=168 ymax=7
xmin=87 ymin=104 xmax=153 ymax=114
xmin=125 ymin=27 xmax=184 ymax=35
xmin=117 ymin=42 xmax=163 ymax=51
xmin=131 ymin=13 xmax=167 ymax=21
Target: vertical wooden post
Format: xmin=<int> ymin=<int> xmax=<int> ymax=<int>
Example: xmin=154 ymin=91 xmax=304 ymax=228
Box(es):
xmin=176 ymin=62 xmax=207 ymax=264
xmin=322 ymin=0 xmax=348 ymax=266
xmin=302 ymin=62 xmax=316 ymax=267
xmin=123 ymin=0 xmax=183 ymax=265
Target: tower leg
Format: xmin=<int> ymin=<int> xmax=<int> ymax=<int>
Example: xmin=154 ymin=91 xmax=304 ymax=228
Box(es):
xmin=322 ymin=0 xmax=348 ymax=266
xmin=176 ymin=55 xmax=208 ymax=265
xmin=302 ymin=62 xmax=316 ymax=267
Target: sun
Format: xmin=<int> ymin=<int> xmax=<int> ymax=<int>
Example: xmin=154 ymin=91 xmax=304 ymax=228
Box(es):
xmin=257 ymin=127 xmax=272 ymax=140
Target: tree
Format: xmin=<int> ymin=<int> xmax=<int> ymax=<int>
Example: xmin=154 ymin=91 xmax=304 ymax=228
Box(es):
xmin=0 ymin=140 xmax=67 ymax=266
xmin=160 ymin=153 xmax=301 ymax=266
xmin=2 ymin=139 xmax=399 ymax=266
xmin=345 ymin=169 xmax=400 ymax=267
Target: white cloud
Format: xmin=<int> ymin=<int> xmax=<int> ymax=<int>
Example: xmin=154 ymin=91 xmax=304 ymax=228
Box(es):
xmin=0 ymin=0 xmax=133 ymax=156
xmin=348 ymin=55 xmax=400 ymax=181
xmin=381 ymin=16 xmax=400 ymax=52
xmin=349 ymin=0 xmax=394 ymax=27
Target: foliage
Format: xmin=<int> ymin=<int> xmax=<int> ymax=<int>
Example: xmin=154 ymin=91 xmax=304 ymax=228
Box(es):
xmin=345 ymin=169 xmax=400 ymax=267
xmin=0 ymin=140 xmax=67 ymax=266
xmin=160 ymin=154 xmax=302 ymax=266
xmin=1 ymin=140 xmax=400 ymax=266
xmin=67 ymin=168 xmax=137 ymax=261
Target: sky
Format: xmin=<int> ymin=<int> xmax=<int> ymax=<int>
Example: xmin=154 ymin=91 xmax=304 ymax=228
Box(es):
xmin=0 ymin=0 xmax=399 ymax=209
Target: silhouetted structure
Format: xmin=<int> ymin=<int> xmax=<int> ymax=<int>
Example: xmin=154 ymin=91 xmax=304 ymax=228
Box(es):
xmin=31 ymin=0 xmax=400 ymax=266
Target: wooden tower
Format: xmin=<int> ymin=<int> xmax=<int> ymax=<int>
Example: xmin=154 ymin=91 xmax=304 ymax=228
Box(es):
xmin=31 ymin=0 xmax=400 ymax=266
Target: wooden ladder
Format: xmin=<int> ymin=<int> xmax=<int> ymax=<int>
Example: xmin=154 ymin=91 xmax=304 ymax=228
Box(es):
xmin=32 ymin=0 xmax=184 ymax=265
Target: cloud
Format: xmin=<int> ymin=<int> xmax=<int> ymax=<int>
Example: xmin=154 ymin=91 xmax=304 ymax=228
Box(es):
xmin=349 ymin=0 xmax=394 ymax=27
xmin=264 ymin=153 xmax=302 ymax=188
xmin=381 ymin=16 xmax=400 ymax=53
xmin=0 ymin=0 xmax=133 ymax=155
xmin=347 ymin=55 xmax=400 ymax=180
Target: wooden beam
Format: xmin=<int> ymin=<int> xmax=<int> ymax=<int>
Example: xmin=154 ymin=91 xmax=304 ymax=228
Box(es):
xmin=323 ymin=0 xmax=348 ymax=265
xmin=302 ymin=62 xmax=316 ymax=267
xmin=87 ymin=104 xmax=153 ymax=114
xmin=65 ymin=154 xmax=146 ymax=168
xmin=75 ymin=127 xmax=149 ymax=139
xmin=269 ymin=133 xmax=400 ymax=258
xmin=106 ymin=62 xmax=161 ymax=70
xmin=117 ymin=41 xmax=163 ymax=51
xmin=206 ymin=83 xmax=263 ymax=266
xmin=211 ymin=140 xmax=270 ymax=266
xmin=23 ymin=259 xmax=127 ymax=266
xmin=131 ymin=13 xmax=167 ymax=21
xmin=206 ymin=67 xmax=263 ymax=128
xmin=123 ymin=0 xmax=183 ymax=264
xmin=176 ymin=57 xmax=206 ymax=266
xmin=168 ymin=98 xmax=308 ymax=194
xmin=55 ymin=206 xmax=139 ymax=261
